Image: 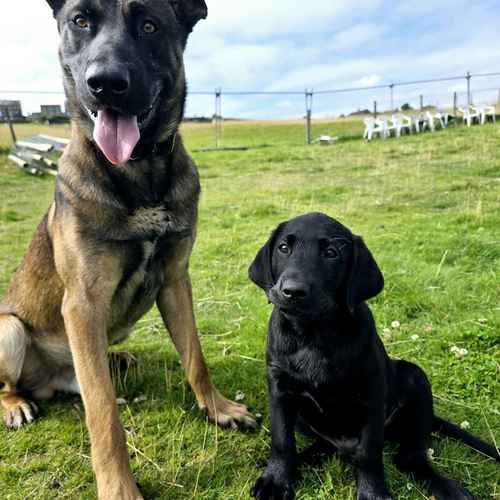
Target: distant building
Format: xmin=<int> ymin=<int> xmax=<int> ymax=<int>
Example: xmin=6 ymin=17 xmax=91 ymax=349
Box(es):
xmin=0 ymin=100 xmax=23 ymax=121
xmin=40 ymin=104 xmax=63 ymax=117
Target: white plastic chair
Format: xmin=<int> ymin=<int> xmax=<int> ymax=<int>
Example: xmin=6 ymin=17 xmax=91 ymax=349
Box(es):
xmin=390 ymin=115 xmax=411 ymax=138
xmin=478 ymin=105 xmax=496 ymax=124
xmin=424 ymin=111 xmax=447 ymax=132
xmin=434 ymin=111 xmax=450 ymax=128
xmin=363 ymin=118 xmax=386 ymax=141
xmin=458 ymin=107 xmax=480 ymax=127
xmin=411 ymin=115 xmax=421 ymax=133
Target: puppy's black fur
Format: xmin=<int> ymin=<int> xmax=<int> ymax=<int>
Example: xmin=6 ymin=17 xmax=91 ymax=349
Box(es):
xmin=249 ymin=213 xmax=499 ymax=500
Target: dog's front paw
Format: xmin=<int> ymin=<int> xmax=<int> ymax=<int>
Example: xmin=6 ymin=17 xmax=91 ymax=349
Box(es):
xmin=2 ymin=397 xmax=39 ymax=429
xmin=431 ymin=478 xmax=476 ymax=500
xmin=357 ymin=485 xmax=392 ymax=500
xmin=200 ymin=389 xmax=258 ymax=430
xmin=251 ymin=472 xmax=295 ymax=500
xmin=357 ymin=474 xmax=392 ymax=500
xmin=357 ymin=490 xmax=392 ymax=500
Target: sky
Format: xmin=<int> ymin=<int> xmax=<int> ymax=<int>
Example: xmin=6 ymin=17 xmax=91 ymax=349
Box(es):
xmin=1 ymin=0 xmax=500 ymax=119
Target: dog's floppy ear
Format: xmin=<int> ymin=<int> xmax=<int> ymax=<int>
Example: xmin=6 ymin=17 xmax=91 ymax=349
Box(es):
xmin=345 ymin=235 xmax=384 ymax=312
xmin=171 ymin=0 xmax=208 ymax=31
xmin=249 ymin=225 xmax=283 ymax=291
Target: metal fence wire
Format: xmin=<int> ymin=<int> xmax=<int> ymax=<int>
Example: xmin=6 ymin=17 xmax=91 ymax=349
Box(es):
xmin=1 ymin=71 xmax=500 ymax=148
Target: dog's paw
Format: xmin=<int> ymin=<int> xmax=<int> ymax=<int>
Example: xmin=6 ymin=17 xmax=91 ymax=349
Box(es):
xmin=3 ymin=399 xmax=39 ymax=429
xmin=357 ymin=477 xmax=392 ymax=500
xmin=357 ymin=490 xmax=392 ymax=500
xmin=201 ymin=390 xmax=258 ymax=430
xmin=431 ymin=478 xmax=476 ymax=500
xmin=251 ymin=473 xmax=295 ymax=500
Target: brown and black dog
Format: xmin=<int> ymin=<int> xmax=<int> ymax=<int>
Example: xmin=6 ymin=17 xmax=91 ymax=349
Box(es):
xmin=0 ymin=1 xmax=256 ymax=498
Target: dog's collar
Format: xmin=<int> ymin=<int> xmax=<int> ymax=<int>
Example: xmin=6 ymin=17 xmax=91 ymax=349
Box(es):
xmin=129 ymin=133 xmax=177 ymax=162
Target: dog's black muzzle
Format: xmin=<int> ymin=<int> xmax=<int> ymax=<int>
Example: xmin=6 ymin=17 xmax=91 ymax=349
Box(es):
xmin=268 ymin=271 xmax=337 ymax=319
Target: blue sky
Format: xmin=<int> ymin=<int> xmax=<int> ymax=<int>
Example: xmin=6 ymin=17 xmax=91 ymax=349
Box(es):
xmin=1 ymin=0 xmax=500 ymax=118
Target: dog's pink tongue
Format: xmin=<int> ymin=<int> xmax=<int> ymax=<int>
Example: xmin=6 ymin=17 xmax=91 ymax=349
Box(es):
xmin=93 ymin=110 xmax=140 ymax=165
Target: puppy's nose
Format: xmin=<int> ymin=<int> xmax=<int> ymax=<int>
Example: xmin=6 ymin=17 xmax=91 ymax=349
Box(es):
xmin=281 ymin=280 xmax=309 ymax=300
xmin=86 ymin=65 xmax=130 ymax=98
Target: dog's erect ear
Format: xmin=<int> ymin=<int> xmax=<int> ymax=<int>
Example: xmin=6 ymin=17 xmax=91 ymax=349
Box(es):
xmin=171 ymin=0 xmax=208 ymax=31
xmin=249 ymin=226 xmax=283 ymax=291
xmin=345 ymin=235 xmax=384 ymax=313
xmin=45 ymin=0 xmax=65 ymax=15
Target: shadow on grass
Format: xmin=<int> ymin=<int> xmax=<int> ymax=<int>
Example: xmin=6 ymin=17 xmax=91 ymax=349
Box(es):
xmin=193 ymin=143 xmax=273 ymax=153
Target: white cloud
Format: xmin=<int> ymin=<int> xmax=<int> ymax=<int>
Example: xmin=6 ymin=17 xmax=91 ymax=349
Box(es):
xmin=332 ymin=24 xmax=387 ymax=52
xmin=356 ymin=75 xmax=383 ymax=87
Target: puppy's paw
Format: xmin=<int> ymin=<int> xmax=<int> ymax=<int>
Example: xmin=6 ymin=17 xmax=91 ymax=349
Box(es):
xmin=3 ymin=398 xmax=39 ymax=429
xmin=432 ymin=478 xmax=476 ymax=500
xmin=251 ymin=472 xmax=295 ymax=500
xmin=357 ymin=476 xmax=392 ymax=500
xmin=357 ymin=490 xmax=392 ymax=500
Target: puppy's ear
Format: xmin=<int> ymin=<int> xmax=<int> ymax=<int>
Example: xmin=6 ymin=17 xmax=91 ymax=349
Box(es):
xmin=345 ymin=236 xmax=384 ymax=312
xmin=171 ymin=0 xmax=208 ymax=31
xmin=249 ymin=226 xmax=282 ymax=291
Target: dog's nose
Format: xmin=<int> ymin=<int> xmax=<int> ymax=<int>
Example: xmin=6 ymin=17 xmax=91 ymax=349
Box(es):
xmin=86 ymin=65 xmax=130 ymax=98
xmin=281 ymin=280 xmax=309 ymax=300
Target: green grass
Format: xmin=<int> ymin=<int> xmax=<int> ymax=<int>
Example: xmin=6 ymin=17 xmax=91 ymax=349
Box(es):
xmin=0 ymin=120 xmax=499 ymax=499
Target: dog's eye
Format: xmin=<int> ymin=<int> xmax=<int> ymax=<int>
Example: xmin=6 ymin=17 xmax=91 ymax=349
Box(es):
xmin=73 ymin=15 xmax=90 ymax=29
xmin=278 ymin=243 xmax=290 ymax=255
xmin=324 ymin=248 xmax=340 ymax=259
xmin=142 ymin=21 xmax=158 ymax=34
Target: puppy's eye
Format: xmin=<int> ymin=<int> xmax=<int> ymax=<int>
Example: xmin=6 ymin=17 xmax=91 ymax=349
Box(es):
xmin=142 ymin=21 xmax=158 ymax=34
xmin=73 ymin=15 xmax=90 ymax=29
xmin=324 ymin=248 xmax=340 ymax=259
xmin=278 ymin=243 xmax=290 ymax=255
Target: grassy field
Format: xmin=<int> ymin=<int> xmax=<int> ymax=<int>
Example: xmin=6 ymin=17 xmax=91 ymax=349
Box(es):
xmin=0 ymin=120 xmax=499 ymax=499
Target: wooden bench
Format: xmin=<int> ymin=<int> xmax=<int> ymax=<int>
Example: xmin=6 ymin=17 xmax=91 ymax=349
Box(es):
xmin=8 ymin=135 xmax=68 ymax=176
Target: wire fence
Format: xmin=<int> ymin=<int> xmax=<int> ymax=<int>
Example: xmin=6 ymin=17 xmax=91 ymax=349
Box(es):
xmin=1 ymin=71 xmax=500 ymax=148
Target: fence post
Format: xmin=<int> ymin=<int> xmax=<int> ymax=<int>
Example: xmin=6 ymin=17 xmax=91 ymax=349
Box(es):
xmin=214 ymin=87 xmax=222 ymax=149
xmin=420 ymin=95 xmax=424 ymax=111
xmin=2 ymin=107 xmax=17 ymax=144
xmin=390 ymin=83 xmax=395 ymax=111
xmin=305 ymin=90 xmax=313 ymax=145
xmin=373 ymin=101 xmax=378 ymax=120
xmin=453 ymin=92 xmax=458 ymax=123
xmin=466 ymin=71 xmax=472 ymax=106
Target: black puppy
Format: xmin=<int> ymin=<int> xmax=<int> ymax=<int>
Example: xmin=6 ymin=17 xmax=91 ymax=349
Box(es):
xmin=249 ymin=213 xmax=499 ymax=500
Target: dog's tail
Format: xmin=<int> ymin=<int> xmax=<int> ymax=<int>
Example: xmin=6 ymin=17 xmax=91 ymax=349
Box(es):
xmin=433 ymin=416 xmax=500 ymax=462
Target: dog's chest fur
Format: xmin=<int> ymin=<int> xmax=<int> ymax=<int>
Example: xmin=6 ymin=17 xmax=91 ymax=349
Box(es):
xmin=107 ymin=231 xmax=189 ymax=343
xmin=269 ymin=313 xmax=371 ymax=437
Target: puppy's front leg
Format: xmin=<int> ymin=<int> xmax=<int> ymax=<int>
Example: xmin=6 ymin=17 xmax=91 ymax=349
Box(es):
xmin=252 ymin=375 xmax=298 ymax=500
xmin=62 ymin=291 xmax=142 ymax=500
xmin=355 ymin=384 xmax=392 ymax=500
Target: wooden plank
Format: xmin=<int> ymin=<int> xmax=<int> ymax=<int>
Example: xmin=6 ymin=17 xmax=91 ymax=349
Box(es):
xmin=37 ymin=134 xmax=69 ymax=151
xmin=43 ymin=158 xmax=58 ymax=169
xmin=13 ymin=150 xmax=58 ymax=176
xmin=38 ymin=134 xmax=70 ymax=145
xmin=8 ymin=155 xmax=43 ymax=176
xmin=16 ymin=141 xmax=54 ymax=153
xmin=8 ymin=154 xmax=28 ymax=168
